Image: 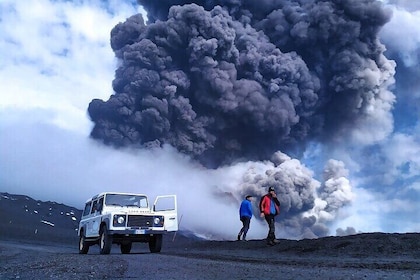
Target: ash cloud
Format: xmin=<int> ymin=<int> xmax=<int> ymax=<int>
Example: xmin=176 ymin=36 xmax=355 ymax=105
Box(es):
xmin=88 ymin=0 xmax=396 ymax=168
xmin=86 ymin=0 xmax=397 ymax=237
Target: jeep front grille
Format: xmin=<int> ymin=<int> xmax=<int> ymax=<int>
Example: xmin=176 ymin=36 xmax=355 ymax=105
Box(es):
xmin=127 ymin=215 xmax=154 ymax=227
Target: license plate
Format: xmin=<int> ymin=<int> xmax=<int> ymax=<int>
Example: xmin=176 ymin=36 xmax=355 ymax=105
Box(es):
xmin=135 ymin=229 xmax=145 ymax=234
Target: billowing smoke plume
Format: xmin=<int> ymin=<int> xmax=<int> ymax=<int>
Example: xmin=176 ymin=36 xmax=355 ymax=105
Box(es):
xmin=88 ymin=0 xmax=395 ymax=168
xmin=85 ymin=0 xmax=397 ymax=238
xmin=318 ymin=159 xmax=353 ymax=216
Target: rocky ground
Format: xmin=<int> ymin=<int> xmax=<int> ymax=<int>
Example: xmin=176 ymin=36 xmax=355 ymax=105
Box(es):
xmin=1 ymin=192 xmax=420 ymax=279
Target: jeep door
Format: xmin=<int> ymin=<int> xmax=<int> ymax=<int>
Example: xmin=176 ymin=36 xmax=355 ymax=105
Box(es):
xmin=86 ymin=196 xmax=104 ymax=237
xmin=153 ymin=195 xmax=178 ymax=232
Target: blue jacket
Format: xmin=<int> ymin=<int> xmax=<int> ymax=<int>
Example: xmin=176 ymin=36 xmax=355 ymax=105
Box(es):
xmin=239 ymin=199 xmax=253 ymax=218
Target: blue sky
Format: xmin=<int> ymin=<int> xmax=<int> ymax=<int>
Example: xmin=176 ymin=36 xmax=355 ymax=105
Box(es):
xmin=0 ymin=0 xmax=419 ymax=239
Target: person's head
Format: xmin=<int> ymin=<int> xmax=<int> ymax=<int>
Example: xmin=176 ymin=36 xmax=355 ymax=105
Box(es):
xmin=268 ymin=187 xmax=276 ymax=195
xmin=245 ymin=195 xmax=252 ymax=201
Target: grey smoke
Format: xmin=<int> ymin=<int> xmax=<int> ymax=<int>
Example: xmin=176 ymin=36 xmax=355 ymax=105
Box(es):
xmin=318 ymin=159 xmax=353 ymax=219
xmin=336 ymin=226 xmax=358 ymax=236
xmin=88 ymin=0 xmax=395 ymax=168
xmin=86 ymin=0 xmax=396 ymax=237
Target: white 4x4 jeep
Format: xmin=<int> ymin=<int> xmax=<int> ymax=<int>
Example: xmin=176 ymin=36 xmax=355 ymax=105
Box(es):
xmin=78 ymin=192 xmax=178 ymax=254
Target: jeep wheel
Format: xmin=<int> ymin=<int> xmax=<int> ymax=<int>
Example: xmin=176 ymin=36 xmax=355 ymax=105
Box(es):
xmin=148 ymin=234 xmax=162 ymax=253
xmin=99 ymin=226 xmax=112 ymax=254
xmin=120 ymin=243 xmax=132 ymax=254
xmin=78 ymin=233 xmax=89 ymax=254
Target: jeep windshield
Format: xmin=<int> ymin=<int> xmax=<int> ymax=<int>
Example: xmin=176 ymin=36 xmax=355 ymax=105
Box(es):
xmin=104 ymin=194 xmax=148 ymax=208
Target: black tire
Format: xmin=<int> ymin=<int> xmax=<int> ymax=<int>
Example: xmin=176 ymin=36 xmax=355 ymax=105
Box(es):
xmin=120 ymin=243 xmax=132 ymax=254
xmin=78 ymin=232 xmax=89 ymax=254
xmin=148 ymin=234 xmax=162 ymax=253
xmin=99 ymin=226 xmax=112 ymax=255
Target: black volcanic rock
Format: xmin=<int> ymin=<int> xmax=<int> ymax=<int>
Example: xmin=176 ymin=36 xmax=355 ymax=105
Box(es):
xmin=0 ymin=192 xmax=82 ymax=244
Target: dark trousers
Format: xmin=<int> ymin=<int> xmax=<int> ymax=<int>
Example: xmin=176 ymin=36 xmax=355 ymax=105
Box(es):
xmin=238 ymin=216 xmax=251 ymax=239
xmin=264 ymin=214 xmax=276 ymax=241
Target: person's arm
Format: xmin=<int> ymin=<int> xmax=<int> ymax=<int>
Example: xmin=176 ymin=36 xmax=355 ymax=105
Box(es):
xmin=259 ymin=196 xmax=266 ymax=217
xmin=247 ymin=201 xmax=253 ymax=217
xmin=273 ymin=197 xmax=280 ymax=206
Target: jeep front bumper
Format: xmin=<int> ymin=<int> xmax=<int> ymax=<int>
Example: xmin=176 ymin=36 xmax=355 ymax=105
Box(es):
xmin=109 ymin=229 xmax=166 ymax=235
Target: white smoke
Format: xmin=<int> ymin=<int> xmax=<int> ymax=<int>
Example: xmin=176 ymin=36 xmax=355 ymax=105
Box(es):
xmin=317 ymin=160 xmax=354 ymax=222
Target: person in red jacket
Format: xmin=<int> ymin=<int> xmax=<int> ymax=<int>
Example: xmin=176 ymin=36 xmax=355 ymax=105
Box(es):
xmin=259 ymin=187 xmax=280 ymax=245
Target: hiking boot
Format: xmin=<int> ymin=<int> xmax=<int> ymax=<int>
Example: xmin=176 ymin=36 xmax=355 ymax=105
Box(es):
xmin=273 ymin=239 xmax=280 ymax=244
xmin=237 ymin=234 xmax=241 ymax=241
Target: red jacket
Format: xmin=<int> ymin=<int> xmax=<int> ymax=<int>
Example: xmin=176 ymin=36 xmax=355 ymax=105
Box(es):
xmin=260 ymin=194 xmax=280 ymax=216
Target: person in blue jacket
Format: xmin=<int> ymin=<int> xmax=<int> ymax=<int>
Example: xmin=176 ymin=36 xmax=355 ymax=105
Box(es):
xmin=237 ymin=195 xmax=253 ymax=241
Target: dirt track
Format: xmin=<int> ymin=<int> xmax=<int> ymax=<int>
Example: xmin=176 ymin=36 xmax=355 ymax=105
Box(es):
xmin=1 ymin=233 xmax=420 ymax=280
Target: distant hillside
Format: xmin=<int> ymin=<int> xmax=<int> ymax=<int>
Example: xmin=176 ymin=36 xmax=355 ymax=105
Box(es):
xmin=0 ymin=192 xmax=82 ymax=244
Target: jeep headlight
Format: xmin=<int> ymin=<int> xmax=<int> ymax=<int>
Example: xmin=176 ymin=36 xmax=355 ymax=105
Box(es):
xmin=153 ymin=216 xmax=164 ymax=226
xmin=113 ymin=215 xmax=126 ymax=227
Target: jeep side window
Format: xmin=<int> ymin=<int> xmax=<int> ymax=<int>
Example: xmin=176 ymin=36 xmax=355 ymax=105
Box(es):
xmin=82 ymin=202 xmax=92 ymax=216
xmin=97 ymin=197 xmax=104 ymax=213
xmin=91 ymin=200 xmax=98 ymax=214
xmin=154 ymin=196 xmax=175 ymax=211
